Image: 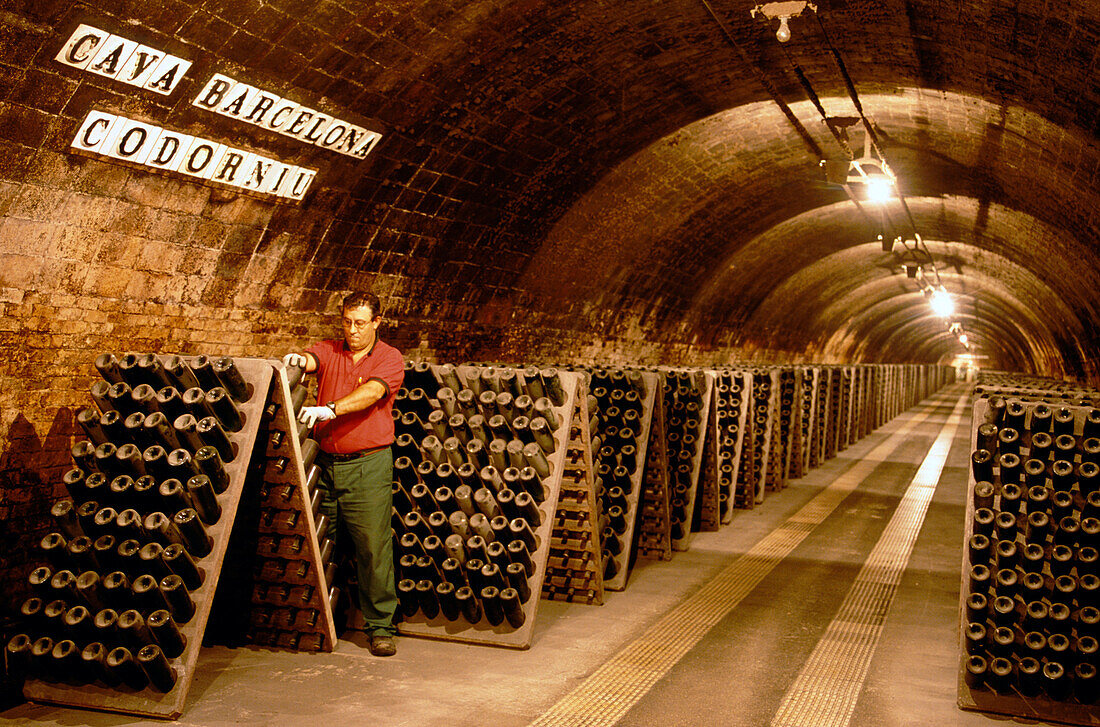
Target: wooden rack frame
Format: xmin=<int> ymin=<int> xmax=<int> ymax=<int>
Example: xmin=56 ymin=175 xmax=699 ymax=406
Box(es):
xmin=957 ymin=395 xmax=1100 ymax=725
xmin=395 ymin=365 xmax=583 ymax=649
xmin=711 ymin=368 xmax=751 ymax=524
xmin=764 ymin=368 xmax=796 ymax=493
xmin=600 ymin=370 xmax=659 ymax=591
xmin=789 ymin=368 xmax=816 ymax=480
xmin=824 ymin=367 xmax=842 ymax=461
xmin=543 ymin=377 xmax=603 ymax=605
xmin=696 ymin=418 xmax=720 ymax=532
xmin=750 ymin=369 xmax=779 ymax=506
xmin=636 ymin=380 xmax=672 ymax=561
xmin=805 ymin=367 xmax=824 ymax=472
xmin=734 ymin=370 xmax=759 ymax=510
xmin=242 ymin=363 xmax=338 ymax=652
xmin=24 ymin=355 xmax=273 ymax=719
xmin=666 ymin=369 xmax=714 ymax=552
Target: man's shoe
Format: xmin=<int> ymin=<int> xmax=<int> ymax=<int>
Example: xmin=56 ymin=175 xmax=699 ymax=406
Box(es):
xmin=368 ymin=633 xmax=396 ymax=657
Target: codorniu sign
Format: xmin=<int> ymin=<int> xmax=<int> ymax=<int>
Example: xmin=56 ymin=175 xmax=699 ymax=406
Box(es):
xmin=74 ymin=110 xmax=317 ymax=201
xmin=58 ymin=23 xmax=381 ymax=202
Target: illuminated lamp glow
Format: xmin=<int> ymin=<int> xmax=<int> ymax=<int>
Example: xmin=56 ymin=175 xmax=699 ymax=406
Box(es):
xmin=929 ymin=287 xmax=954 ymax=317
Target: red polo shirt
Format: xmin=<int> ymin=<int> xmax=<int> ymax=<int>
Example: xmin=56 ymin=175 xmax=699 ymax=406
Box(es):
xmin=305 ymin=337 xmax=405 ymax=454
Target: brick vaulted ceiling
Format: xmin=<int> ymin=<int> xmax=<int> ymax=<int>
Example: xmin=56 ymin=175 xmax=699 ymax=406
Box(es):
xmin=3 ymin=1 xmax=1100 ymax=379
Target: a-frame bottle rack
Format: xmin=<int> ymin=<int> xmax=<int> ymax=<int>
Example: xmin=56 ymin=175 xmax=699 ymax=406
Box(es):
xmin=240 ymin=363 xmax=338 ymax=652
xmin=390 ymin=363 xmax=583 ymax=649
xmin=838 ymin=366 xmax=854 ymax=451
xmin=695 ymin=421 xmax=721 ymax=532
xmin=542 ymin=378 xmax=603 ymax=605
xmin=802 ymin=367 xmax=822 ymax=473
xmin=749 ymin=369 xmax=779 ymax=506
xmin=789 ymin=368 xmax=815 ymax=481
xmin=714 ymin=368 xmax=751 ymax=523
xmin=584 ymin=369 xmax=659 ymax=592
xmin=16 ymin=353 xmax=272 ymax=719
xmin=636 ymin=377 xmax=673 ymax=561
xmin=663 ymin=368 xmax=713 ymax=552
xmin=825 ymin=367 xmax=842 ymax=460
xmin=814 ymin=366 xmax=832 ymax=466
xmin=764 ymin=368 xmax=798 ymax=492
xmin=734 ymin=369 xmax=759 ymax=510
xmin=957 ymin=393 xmax=1100 ymax=726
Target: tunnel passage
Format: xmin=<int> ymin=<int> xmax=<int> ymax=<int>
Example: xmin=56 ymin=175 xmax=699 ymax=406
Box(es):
xmin=2 ymin=0 xmax=1100 ymax=611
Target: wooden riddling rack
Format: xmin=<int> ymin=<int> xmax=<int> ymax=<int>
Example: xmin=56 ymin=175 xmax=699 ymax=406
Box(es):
xmin=692 ymin=370 xmax=721 ymax=532
xmin=957 ymin=392 xmax=1100 ymax=725
xmin=583 ymin=368 xmax=659 ymax=592
xmin=838 ymin=366 xmax=854 ymax=452
xmin=850 ymin=366 xmax=867 ymax=444
xmin=695 ymin=417 xmax=721 ymax=532
xmin=764 ymin=368 xmax=798 ymax=494
xmin=16 ymin=353 xmax=272 ymax=719
xmin=827 ymin=365 xmax=840 ymax=461
xmin=748 ymin=368 xmax=779 ymax=506
xmin=636 ymin=376 xmax=673 ymax=562
xmin=734 ymin=369 xmax=760 ymax=510
xmin=389 ymin=362 xmax=584 ymax=648
xmin=230 ymin=363 xmax=338 ymax=653
xmin=711 ymin=368 xmax=752 ymax=525
xmin=811 ymin=365 xmax=831 ymax=468
xmin=790 ymin=367 xmax=819 ymax=480
xmin=542 ymin=375 xmax=603 ymax=605
xmin=660 ymin=369 xmax=714 ymax=551
xmin=973 ymin=380 xmax=1100 ymax=408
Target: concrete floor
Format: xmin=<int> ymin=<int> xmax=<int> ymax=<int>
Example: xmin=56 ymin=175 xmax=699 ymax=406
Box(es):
xmin=3 ymin=386 xmax=1069 ymax=726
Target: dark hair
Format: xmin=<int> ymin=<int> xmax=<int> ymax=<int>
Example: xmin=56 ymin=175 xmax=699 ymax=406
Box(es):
xmin=342 ymin=291 xmax=382 ymax=318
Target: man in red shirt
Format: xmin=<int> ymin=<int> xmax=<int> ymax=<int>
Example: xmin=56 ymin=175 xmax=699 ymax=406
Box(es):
xmin=284 ymin=291 xmax=404 ymax=656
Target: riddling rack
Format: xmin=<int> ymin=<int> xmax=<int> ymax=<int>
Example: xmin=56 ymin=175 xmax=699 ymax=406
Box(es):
xmin=586 ymin=369 xmax=659 ymax=592
xmin=695 ymin=423 xmax=721 ymax=532
xmin=15 ymin=353 xmax=272 ymax=719
xmin=734 ymin=370 xmax=760 ymax=510
xmin=825 ymin=367 xmax=842 ymax=461
xmin=814 ymin=367 xmax=828 ymax=463
xmin=542 ymin=379 xmax=603 ymax=604
xmin=711 ymin=368 xmax=751 ymax=525
xmin=389 ymin=362 xmax=583 ymax=649
xmin=749 ymin=369 xmax=779 ymax=506
xmin=957 ymin=393 xmax=1100 ymax=725
xmin=636 ymin=376 xmax=673 ymax=561
xmin=662 ymin=369 xmax=714 ymax=551
xmin=764 ymin=368 xmax=798 ymax=493
xmin=238 ymin=363 xmax=338 ymax=652
xmin=789 ymin=367 xmax=818 ymax=480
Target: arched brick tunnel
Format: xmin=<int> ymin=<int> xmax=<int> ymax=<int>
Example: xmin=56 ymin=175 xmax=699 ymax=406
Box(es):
xmin=1 ymin=1 xmax=1098 ymax=605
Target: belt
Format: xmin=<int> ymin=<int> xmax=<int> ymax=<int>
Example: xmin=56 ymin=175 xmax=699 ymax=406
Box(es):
xmin=322 ymin=445 xmax=389 ymax=462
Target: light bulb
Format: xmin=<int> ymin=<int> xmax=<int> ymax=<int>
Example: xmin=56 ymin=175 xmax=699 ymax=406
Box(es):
xmin=776 ymin=16 xmax=791 ymax=42
xmin=930 ymin=287 xmax=954 ymax=318
xmin=865 ymin=177 xmax=895 ymax=203
xmin=959 ymin=333 xmax=969 ymax=345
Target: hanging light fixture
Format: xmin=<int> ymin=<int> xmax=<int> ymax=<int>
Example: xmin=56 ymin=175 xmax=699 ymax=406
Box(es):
xmin=929 ymin=286 xmax=954 ymax=317
xmin=846 ymin=132 xmax=896 ymax=202
xmin=750 ymin=1 xmax=817 ymax=43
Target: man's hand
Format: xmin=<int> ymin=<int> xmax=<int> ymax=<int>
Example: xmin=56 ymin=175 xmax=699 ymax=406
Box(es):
xmin=299 ymin=405 xmax=336 ymax=428
xmin=283 ymin=353 xmax=308 ymax=369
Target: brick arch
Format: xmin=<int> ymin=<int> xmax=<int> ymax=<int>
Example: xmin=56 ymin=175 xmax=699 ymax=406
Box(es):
xmin=525 ymin=88 xmax=1099 ymax=377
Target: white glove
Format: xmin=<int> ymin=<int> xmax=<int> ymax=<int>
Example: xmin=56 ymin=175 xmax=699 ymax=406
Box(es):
xmin=299 ymin=405 xmax=336 ymax=427
xmin=283 ymin=352 xmax=308 ymax=368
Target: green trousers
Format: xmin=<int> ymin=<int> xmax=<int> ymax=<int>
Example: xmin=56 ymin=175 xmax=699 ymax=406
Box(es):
xmin=317 ymin=447 xmax=396 ymax=635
